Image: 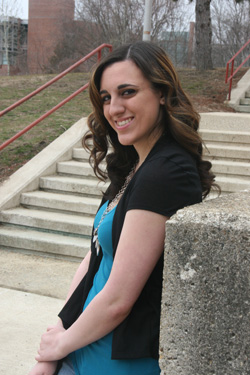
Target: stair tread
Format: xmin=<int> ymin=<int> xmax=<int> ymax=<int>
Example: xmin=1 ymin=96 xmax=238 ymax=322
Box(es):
xmin=205 ymin=144 xmax=250 ymax=151
xmin=0 ymin=207 xmax=94 ymax=225
xmin=200 ymin=129 xmax=250 ymax=136
xmin=40 ymin=175 xmax=107 ymax=186
xmin=0 ymin=226 xmax=90 ymax=245
xmin=57 ymin=160 xmax=91 ymax=169
xmin=211 ymin=160 xmax=250 ymax=167
xmin=21 ymin=190 xmax=101 ymax=205
xmin=215 ymin=175 xmax=250 ymax=184
xmin=20 ymin=191 xmax=100 ymax=215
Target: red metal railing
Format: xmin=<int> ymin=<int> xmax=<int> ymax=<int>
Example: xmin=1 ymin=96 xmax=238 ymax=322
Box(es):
xmin=0 ymin=43 xmax=112 ymax=151
xmin=225 ymin=38 xmax=250 ymax=100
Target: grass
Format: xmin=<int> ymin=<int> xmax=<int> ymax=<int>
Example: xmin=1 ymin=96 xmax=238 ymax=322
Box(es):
xmin=0 ymin=72 xmax=92 ymax=180
xmin=0 ymin=67 xmax=247 ymax=182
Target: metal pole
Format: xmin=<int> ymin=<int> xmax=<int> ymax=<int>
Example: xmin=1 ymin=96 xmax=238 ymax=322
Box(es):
xmin=143 ymin=0 xmax=152 ymax=41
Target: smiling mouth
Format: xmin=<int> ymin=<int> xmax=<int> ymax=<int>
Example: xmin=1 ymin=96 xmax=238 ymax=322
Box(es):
xmin=116 ymin=117 xmax=133 ymax=127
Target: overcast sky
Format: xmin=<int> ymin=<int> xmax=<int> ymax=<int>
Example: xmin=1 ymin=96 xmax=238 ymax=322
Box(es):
xmin=17 ymin=0 xmax=28 ymax=19
xmin=17 ymin=0 xmax=195 ymax=23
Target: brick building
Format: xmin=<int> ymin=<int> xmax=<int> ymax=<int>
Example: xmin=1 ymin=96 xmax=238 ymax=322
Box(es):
xmin=27 ymin=0 xmax=75 ymax=73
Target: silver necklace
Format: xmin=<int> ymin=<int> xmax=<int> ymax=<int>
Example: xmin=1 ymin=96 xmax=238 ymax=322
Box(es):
xmin=93 ymin=164 xmax=137 ymax=255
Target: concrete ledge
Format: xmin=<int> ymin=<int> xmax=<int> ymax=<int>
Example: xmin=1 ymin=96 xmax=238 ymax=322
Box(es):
xmin=160 ymin=191 xmax=250 ymax=375
xmin=0 ymin=118 xmax=88 ymax=210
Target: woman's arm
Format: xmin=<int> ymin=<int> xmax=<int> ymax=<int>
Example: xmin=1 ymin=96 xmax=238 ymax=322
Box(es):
xmin=28 ymin=251 xmax=92 ymax=374
xmin=35 ymin=210 xmax=168 ymax=362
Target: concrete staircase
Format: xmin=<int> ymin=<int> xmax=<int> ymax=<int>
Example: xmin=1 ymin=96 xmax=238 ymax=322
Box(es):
xmin=235 ymin=90 xmax=250 ymax=113
xmin=0 ymin=147 xmax=106 ymax=260
xmin=0 ymin=114 xmax=249 ymax=260
xmin=200 ymin=113 xmax=250 ymax=194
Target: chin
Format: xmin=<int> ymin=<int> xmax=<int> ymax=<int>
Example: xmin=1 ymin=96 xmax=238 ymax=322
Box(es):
xmin=117 ymin=136 xmax=134 ymax=147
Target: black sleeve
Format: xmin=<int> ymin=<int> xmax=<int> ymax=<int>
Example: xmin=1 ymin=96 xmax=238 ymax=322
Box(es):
xmin=127 ymin=156 xmax=202 ymax=217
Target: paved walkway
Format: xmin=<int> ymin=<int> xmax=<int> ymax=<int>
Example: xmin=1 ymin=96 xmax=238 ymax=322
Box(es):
xmin=0 ymin=249 xmax=80 ymax=375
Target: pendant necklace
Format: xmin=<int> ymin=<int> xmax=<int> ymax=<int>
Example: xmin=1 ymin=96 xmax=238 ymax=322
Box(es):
xmin=93 ymin=164 xmax=137 ymax=255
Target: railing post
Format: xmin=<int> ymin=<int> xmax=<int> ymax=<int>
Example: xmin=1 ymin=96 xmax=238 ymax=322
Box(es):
xmin=98 ymin=50 xmax=102 ymax=62
xmin=229 ymin=60 xmax=234 ymax=101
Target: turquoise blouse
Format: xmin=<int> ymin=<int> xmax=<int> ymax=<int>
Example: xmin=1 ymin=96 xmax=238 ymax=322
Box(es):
xmin=70 ymin=201 xmax=160 ymax=375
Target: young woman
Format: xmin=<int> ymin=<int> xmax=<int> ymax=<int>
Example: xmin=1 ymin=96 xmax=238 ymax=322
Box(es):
xmin=29 ymin=41 xmax=216 ymax=375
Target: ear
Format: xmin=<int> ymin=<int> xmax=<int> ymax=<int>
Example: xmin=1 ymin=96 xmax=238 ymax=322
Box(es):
xmin=160 ymin=94 xmax=165 ymax=105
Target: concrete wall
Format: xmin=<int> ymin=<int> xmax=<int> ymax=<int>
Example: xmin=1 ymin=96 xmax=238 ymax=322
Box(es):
xmin=160 ymin=191 xmax=250 ymax=375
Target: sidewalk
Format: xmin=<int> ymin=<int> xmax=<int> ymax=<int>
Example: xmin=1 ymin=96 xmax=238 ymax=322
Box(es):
xmin=0 ymin=249 xmax=80 ymax=375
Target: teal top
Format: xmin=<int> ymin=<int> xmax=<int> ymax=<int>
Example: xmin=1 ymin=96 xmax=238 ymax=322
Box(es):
xmin=70 ymin=201 xmax=160 ymax=375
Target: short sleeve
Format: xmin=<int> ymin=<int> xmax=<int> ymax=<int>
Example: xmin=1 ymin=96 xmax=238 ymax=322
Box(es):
xmin=127 ymin=156 xmax=202 ymax=217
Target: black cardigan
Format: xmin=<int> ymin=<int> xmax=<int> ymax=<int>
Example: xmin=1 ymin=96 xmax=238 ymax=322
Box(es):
xmin=58 ymin=135 xmax=202 ymax=359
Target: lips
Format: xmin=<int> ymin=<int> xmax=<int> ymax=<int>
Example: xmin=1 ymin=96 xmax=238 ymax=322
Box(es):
xmin=116 ymin=117 xmax=134 ymax=127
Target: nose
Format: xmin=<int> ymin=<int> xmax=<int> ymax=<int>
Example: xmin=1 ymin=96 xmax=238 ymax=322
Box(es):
xmin=108 ymin=96 xmax=125 ymax=117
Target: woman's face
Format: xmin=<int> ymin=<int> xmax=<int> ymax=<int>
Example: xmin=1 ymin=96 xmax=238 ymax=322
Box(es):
xmin=99 ymin=60 xmax=164 ymax=160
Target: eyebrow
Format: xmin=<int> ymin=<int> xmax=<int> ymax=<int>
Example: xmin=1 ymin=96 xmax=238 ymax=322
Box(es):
xmin=99 ymin=83 xmax=138 ymax=95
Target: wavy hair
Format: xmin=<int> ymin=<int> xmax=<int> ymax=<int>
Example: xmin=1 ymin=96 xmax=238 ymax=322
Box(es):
xmin=83 ymin=41 xmax=218 ymax=199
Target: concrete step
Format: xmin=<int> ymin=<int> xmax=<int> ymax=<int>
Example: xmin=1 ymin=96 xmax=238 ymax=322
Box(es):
xmin=0 ymin=207 xmax=94 ymax=236
xmin=234 ymin=105 xmax=250 ymax=113
xmin=39 ymin=175 xmax=107 ymax=197
xmin=20 ymin=191 xmax=100 ymax=216
xmin=240 ymin=98 xmax=250 ymax=105
xmin=211 ymin=160 xmax=250 ymax=177
xmin=57 ymin=160 xmax=107 ymax=178
xmin=215 ymin=175 xmax=250 ymax=193
xmin=73 ymin=147 xmax=91 ymax=161
xmin=246 ymin=91 xmax=250 ymax=98
xmin=204 ymin=144 xmax=250 ymax=161
xmin=0 ymin=226 xmax=89 ymax=259
xmin=200 ymin=130 xmax=250 ymax=146
xmin=57 ymin=160 xmax=96 ymax=177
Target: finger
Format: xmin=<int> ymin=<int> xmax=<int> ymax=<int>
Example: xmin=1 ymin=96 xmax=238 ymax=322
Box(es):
xmin=35 ymin=354 xmax=42 ymax=362
xmin=46 ymin=325 xmax=55 ymax=332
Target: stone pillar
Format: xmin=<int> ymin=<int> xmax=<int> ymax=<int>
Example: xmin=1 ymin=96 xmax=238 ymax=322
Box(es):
xmin=160 ymin=191 xmax=250 ymax=375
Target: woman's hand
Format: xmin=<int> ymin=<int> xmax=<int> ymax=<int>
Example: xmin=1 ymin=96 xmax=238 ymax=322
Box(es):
xmin=35 ymin=325 xmax=67 ymax=362
xmin=28 ymin=361 xmax=57 ymax=375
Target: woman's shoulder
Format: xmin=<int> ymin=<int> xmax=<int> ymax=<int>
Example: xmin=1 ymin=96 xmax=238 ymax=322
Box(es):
xmin=137 ymin=137 xmax=198 ymax=184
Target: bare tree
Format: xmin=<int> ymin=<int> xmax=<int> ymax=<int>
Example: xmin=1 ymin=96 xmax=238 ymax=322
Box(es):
xmin=173 ymin=0 xmax=213 ymax=70
xmin=190 ymin=0 xmax=213 ymax=70
xmin=48 ymin=0 xmax=187 ymax=72
xmin=0 ymin=0 xmax=22 ymax=75
xmin=212 ymin=0 xmax=250 ymax=67
xmin=75 ymin=0 xmax=143 ymax=47
xmin=75 ymin=0 xmax=186 ymax=47
xmin=156 ymin=0 xmax=193 ymax=67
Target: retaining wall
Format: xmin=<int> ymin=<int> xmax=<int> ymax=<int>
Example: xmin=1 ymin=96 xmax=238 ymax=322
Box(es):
xmin=160 ymin=191 xmax=250 ymax=375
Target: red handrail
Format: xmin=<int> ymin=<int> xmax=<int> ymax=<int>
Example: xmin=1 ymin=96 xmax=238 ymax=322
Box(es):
xmin=225 ymin=38 xmax=250 ymax=100
xmin=0 ymin=43 xmax=112 ymax=151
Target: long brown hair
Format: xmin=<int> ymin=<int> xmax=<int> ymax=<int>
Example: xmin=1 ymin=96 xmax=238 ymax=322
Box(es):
xmin=83 ymin=41 xmax=217 ymax=199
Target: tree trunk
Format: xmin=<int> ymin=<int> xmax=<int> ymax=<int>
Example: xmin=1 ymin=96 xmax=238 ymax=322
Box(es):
xmin=195 ymin=0 xmax=213 ymax=70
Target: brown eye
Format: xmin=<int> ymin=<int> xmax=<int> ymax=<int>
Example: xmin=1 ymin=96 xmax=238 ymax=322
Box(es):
xmin=122 ymin=89 xmax=136 ymax=96
xmin=101 ymin=95 xmax=111 ymax=104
